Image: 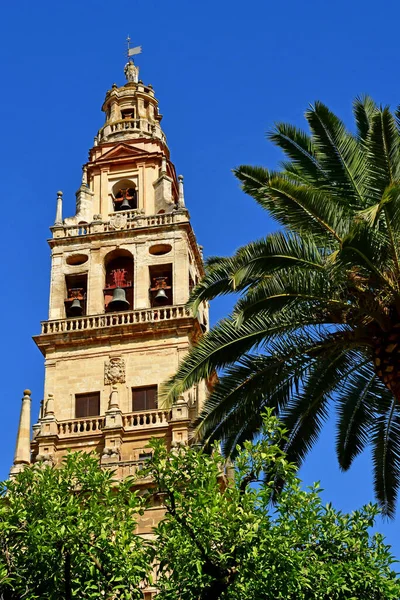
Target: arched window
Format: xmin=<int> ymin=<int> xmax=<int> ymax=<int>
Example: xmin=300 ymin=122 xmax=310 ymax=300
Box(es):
xmin=103 ymin=250 xmax=134 ymax=312
xmin=112 ymin=179 xmax=138 ymax=212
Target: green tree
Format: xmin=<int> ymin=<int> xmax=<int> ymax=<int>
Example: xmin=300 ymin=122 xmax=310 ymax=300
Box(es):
xmin=162 ymin=97 xmax=400 ymax=516
xmin=0 ymin=453 xmax=151 ymax=600
xmin=0 ymin=427 xmax=398 ymax=600
xmin=147 ymin=413 xmax=400 ymax=599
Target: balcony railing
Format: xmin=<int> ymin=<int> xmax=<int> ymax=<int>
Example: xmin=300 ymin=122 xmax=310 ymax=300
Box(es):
xmin=56 ymin=409 xmax=171 ymax=439
xmin=52 ymin=210 xmax=188 ymax=239
xmin=115 ymin=460 xmax=153 ymax=480
xmin=109 ymin=118 xmax=143 ymax=133
xmin=40 ymin=305 xmax=191 ymax=335
xmin=122 ymin=409 xmax=171 ymax=429
xmin=58 ymin=416 xmax=105 ymax=437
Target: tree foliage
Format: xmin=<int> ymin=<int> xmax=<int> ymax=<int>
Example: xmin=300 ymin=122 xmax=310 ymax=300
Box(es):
xmin=0 ymin=418 xmax=398 ymax=598
xmin=0 ymin=453 xmax=151 ymax=599
xmin=148 ymin=413 xmax=400 ymax=599
xmin=161 ymin=97 xmax=400 ymax=516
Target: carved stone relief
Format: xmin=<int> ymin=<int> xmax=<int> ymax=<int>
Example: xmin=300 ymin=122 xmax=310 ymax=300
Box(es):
xmin=109 ymin=214 xmax=127 ymax=230
xmin=104 ymin=357 xmax=126 ymax=385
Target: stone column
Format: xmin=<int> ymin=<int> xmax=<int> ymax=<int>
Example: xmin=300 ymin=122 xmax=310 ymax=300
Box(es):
xmin=54 ymin=191 xmax=63 ymax=225
xmin=10 ymin=389 xmax=32 ymax=475
xmin=178 ymin=175 xmax=185 ymax=208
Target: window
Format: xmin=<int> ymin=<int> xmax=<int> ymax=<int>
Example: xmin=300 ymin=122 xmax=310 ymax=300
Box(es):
xmin=75 ymin=392 xmax=100 ymax=418
xmin=132 ymin=386 xmax=157 ymax=412
xmin=121 ymin=108 xmax=135 ymax=119
xmin=138 ymin=452 xmax=153 ymax=461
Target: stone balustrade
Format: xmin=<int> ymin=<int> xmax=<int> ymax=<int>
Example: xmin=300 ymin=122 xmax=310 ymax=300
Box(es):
xmin=40 ymin=305 xmax=191 ymax=335
xmin=55 ymin=410 xmax=170 ymax=440
xmin=52 ymin=210 xmax=188 ymax=239
xmin=122 ymin=409 xmax=171 ymax=429
xmin=58 ymin=416 xmax=105 ymax=437
xmin=110 ymin=118 xmax=142 ymax=133
xmin=116 ymin=460 xmax=153 ymax=479
xmin=98 ymin=117 xmax=166 ymax=144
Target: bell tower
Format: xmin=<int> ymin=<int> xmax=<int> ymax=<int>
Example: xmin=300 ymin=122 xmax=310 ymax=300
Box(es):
xmin=11 ymin=55 xmax=208 ymax=502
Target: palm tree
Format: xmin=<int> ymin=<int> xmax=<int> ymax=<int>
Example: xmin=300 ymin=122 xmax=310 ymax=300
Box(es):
xmin=162 ymin=97 xmax=400 ymax=516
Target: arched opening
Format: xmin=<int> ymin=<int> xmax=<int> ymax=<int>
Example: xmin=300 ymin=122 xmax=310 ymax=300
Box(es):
xmin=149 ymin=263 xmax=173 ymax=307
xmin=104 ymin=249 xmax=134 ymax=312
xmin=65 ymin=273 xmax=87 ymax=318
xmin=112 ymin=179 xmax=138 ymax=212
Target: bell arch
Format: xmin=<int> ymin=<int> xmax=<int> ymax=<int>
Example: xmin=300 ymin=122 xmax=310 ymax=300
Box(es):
xmin=111 ymin=179 xmax=138 ymax=212
xmin=103 ymin=249 xmax=134 ymax=312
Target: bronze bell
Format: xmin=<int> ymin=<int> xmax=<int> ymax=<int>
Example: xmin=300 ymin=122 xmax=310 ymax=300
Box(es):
xmin=69 ymin=298 xmax=83 ymax=317
xmin=108 ymin=287 xmax=130 ymax=311
xmin=120 ymin=196 xmax=131 ymax=210
xmin=154 ymin=288 xmax=169 ymax=305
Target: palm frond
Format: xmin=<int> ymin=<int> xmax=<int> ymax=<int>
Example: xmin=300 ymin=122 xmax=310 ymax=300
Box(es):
xmin=160 ymin=312 xmax=326 ymax=405
xmin=281 ymin=348 xmax=360 ymax=467
xmin=306 ymin=101 xmax=367 ymax=207
xmin=366 ymin=107 xmax=400 ymax=195
xmin=353 ymin=95 xmax=378 ymax=143
xmin=194 ymin=349 xmax=313 ymax=451
xmin=267 ymin=122 xmax=327 ymax=184
xmin=237 ymin=171 xmax=351 ymax=242
xmin=232 ymin=232 xmax=325 ymax=287
xmin=338 ymin=221 xmax=395 ymax=290
xmin=371 ymin=398 xmax=400 ymax=517
xmin=233 ymin=268 xmax=345 ymax=325
xmin=335 ymin=360 xmax=380 ymax=470
xmin=187 ymin=255 xmax=249 ymax=316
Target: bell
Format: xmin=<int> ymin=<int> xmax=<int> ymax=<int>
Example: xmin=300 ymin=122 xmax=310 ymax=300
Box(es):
xmin=120 ymin=196 xmax=131 ymax=210
xmin=154 ymin=288 xmax=169 ymax=304
xmin=108 ymin=287 xmax=130 ymax=311
xmin=69 ymin=298 xmax=83 ymax=317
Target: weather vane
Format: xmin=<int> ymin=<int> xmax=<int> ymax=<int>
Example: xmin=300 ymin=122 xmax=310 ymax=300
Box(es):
xmin=126 ymin=35 xmax=142 ymax=60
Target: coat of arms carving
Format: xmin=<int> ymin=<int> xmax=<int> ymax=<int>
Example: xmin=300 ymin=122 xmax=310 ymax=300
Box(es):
xmin=104 ymin=357 xmax=126 ymax=384
xmin=109 ymin=213 xmax=128 ymax=230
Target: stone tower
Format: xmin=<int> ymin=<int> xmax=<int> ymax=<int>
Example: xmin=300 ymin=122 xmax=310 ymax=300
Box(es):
xmin=11 ymin=58 xmax=208 ymax=509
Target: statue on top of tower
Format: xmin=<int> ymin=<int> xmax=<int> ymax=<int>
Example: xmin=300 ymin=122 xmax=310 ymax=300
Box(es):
xmin=124 ymin=60 xmax=138 ymax=83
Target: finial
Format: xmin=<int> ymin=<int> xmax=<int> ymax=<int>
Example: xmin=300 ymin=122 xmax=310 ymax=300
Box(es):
xmin=124 ymin=36 xmax=142 ymax=83
xmin=178 ymin=175 xmax=185 ymax=208
xmin=23 ymin=389 xmax=31 ymax=397
xmin=54 ymin=191 xmax=63 ymax=226
xmin=81 ymin=165 xmax=88 ymax=186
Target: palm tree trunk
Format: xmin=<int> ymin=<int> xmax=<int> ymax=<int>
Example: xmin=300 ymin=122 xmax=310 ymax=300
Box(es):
xmin=373 ymin=325 xmax=400 ymax=400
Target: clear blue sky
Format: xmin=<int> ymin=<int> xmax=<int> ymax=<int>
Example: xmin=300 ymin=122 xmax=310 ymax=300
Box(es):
xmin=1 ymin=0 xmax=400 ymax=557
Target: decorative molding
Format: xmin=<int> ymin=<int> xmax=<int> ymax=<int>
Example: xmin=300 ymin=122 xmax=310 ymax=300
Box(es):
xmin=104 ymin=357 xmax=126 ymax=385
